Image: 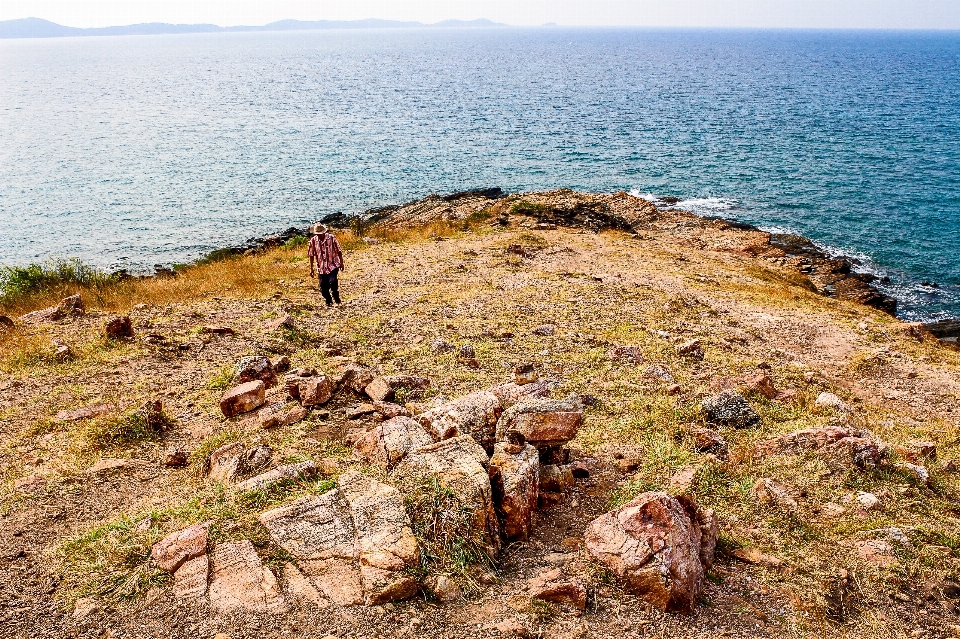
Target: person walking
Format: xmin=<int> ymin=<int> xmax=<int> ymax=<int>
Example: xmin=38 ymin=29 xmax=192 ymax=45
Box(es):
xmin=307 ymin=223 xmax=344 ymax=307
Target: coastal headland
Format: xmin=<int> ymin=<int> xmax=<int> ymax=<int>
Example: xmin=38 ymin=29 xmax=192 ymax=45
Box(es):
xmin=1 ymin=190 xmax=958 ymax=638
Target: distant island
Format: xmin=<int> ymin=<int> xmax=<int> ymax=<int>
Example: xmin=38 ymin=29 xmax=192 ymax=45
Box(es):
xmin=0 ymin=17 xmax=507 ymax=39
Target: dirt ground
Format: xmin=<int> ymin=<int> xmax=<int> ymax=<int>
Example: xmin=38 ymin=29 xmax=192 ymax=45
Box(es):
xmin=1 ymin=192 xmax=959 ymax=639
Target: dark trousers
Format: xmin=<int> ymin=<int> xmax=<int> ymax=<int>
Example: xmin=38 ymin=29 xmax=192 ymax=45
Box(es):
xmin=319 ymin=268 xmax=341 ymax=305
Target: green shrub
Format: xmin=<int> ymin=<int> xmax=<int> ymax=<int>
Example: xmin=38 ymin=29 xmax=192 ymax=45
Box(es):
xmin=509 ymin=200 xmax=547 ymax=216
xmin=0 ymin=258 xmax=113 ymax=305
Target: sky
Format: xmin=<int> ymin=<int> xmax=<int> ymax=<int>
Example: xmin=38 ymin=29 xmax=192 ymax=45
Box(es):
xmin=0 ymin=0 xmax=957 ymax=30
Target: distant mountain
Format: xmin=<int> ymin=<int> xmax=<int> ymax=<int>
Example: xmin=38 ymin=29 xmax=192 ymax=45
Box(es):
xmin=0 ymin=16 xmax=507 ymax=39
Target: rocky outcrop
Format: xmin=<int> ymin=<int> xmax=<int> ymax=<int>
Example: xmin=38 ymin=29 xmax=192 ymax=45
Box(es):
xmin=488 ymin=441 xmax=540 ymax=541
xmin=415 ymin=390 xmax=503 ymax=450
xmin=353 ymin=416 xmax=433 ymax=468
xmin=584 ymin=492 xmax=718 ymax=614
xmin=208 ymin=540 xmax=288 ymax=614
xmin=495 ymin=398 xmax=583 ymax=448
xmin=298 ymin=375 xmax=333 ymax=406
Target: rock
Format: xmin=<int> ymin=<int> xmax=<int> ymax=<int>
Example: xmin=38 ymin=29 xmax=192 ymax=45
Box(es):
xmin=162 ymin=446 xmax=188 ymax=467
xmin=742 ymin=374 xmax=777 ymax=400
xmin=677 ymin=339 xmax=703 ymax=359
xmin=299 ymin=375 xmax=334 ymax=406
xmin=540 ymin=464 xmax=574 ymax=493
xmin=396 ymin=435 xmax=501 ymax=553
xmin=364 ymin=377 xmax=395 ymax=403
xmin=53 ymin=344 xmax=72 ymax=361
xmin=373 ymin=401 xmax=411 ymax=419
xmin=347 ymin=403 xmax=377 ymax=419
xmin=202 ymin=325 xmax=235 ymax=335
xmin=86 ymin=457 xmax=146 ymax=475
xmin=220 ymin=380 xmax=266 ymax=417
xmin=827 ymin=437 xmax=883 ymax=469
xmin=265 ymin=313 xmax=295 ymax=331
xmin=338 ymin=471 xmax=421 ymax=605
xmin=103 ymin=316 xmax=134 ymax=339
xmin=415 ymin=390 xmax=503 ymax=449
xmin=488 ymin=441 xmax=540 ymax=541
xmin=730 ymin=548 xmax=782 ymax=568
xmin=856 ymin=540 xmax=897 ymax=568
xmin=339 ymin=363 xmax=376 ymax=394
xmin=13 ymin=475 xmax=45 ymax=492
xmin=234 ymin=356 xmax=277 ymax=388
xmin=427 ymin=575 xmax=462 ymax=602
xmin=152 ymin=521 xmax=211 ymax=572
xmin=815 ymin=392 xmax=848 ymax=411
xmin=0 ymin=315 xmax=13 ymax=329
xmin=174 ymin=554 xmax=209 ymax=599
xmin=532 ymin=324 xmax=556 ymax=336
xmin=688 ymin=427 xmax=728 ymax=458
xmin=20 ymin=294 xmax=85 ymax=324
xmin=431 ymin=338 xmax=455 ymax=352
xmin=906 ymin=440 xmax=937 ymax=461
xmin=821 ymin=502 xmax=847 ymax=518
xmin=353 ymin=417 xmax=434 ymax=468
xmin=72 ymin=597 xmax=100 ymax=621
xmin=855 ymin=492 xmax=880 ymax=510
xmin=270 ymin=356 xmax=291 ymax=373
xmin=751 ymin=478 xmax=798 ymax=511
xmin=258 ymin=489 xmax=364 ymax=606
xmin=489 ymin=380 xmax=552 ymax=408
xmin=701 ymin=390 xmax=761 ymax=429
xmin=208 ymin=442 xmax=244 ymax=483
xmin=666 ymin=384 xmax=682 ymax=395
xmin=494 ymin=618 xmax=531 ymax=638
xmin=608 ymin=345 xmax=644 ymax=364
xmin=669 ymin=465 xmax=700 ymax=495
xmin=282 ymin=562 xmax=329 ymax=607
xmin=496 ymin=398 xmax=583 ymax=448
xmin=643 ymin=365 xmax=675 ymax=383
xmin=233 ymin=461 xmax=318 ymax=492
xmin=208 ymin=540 xmax=288 ymax=614
xmin=54 ymin=403 xmax=112 ymax=422
xmin=257 ymin=403 xmax=288 ymax=429
xmin=514 ymin=363 xmax=537 ymax=385
xmin=896 ymin=462 xmax=930 ymax=486
xmin=528 ymin=568 xmax=587 ymax=610
xmin=458 ymin=343 xmax=477 ymax=359
xmin=584 ymin=492 xmax=717 ymax=613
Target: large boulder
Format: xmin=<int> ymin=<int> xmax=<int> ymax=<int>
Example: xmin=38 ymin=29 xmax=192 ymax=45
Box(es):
xmin=353 ymin=417 xmax=433 ymax=468
xmin=495 ymin=398 xmax=583 ymax=448
xmin=233 ymin=356 xmax=277 ymax=388
xmin=395 ymin=435 xmax=501 ymax=554
xmin=415 ymin=390 xmax=503 ymax=450
xmin=701 ymin=390 xmax=761 ymax=429
xmin=339 ymin=471 xmax=420 ymax=604
xmin=208 ymin=540 xmax=288 ymax=614
xmin=258 ymin=472 xmax=420 ymax=606
xmin=488 ymin=441 xmax=540 ymax=541
xmin=584 ymin=492 xmax=717 ymax=614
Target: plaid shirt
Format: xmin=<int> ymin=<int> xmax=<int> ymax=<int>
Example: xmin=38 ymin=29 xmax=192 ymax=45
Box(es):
xmin=308 ymin=233 xmax=343 ymax=275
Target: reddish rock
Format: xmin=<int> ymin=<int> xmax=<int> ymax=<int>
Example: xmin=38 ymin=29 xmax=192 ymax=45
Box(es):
xmin=495 ymin=398 xmax=583 ymax=448
xmin=265 ymin=313 xmax=295 ymax=331
xmin=742 ymin=374 xmax=777 ymax=400
xmin=584 ymin=492 xmax=717 ymax=613
xmin=220 ymin=380 xmax=266 ymax=417
xmin=353 ymin=417 xmax=433 ymax=468
xmin=489 ymin=441 xmax=540 ymax=541
xmin=688 ymin=427 xmax=728 ymax=458
xmin=364 ymin=376 xmax=395 ymax=402
xmin=488 ymin=380 xmax=551 ymax=408
xmin=339 ymin=363 xmax=375 ymax=394
xmin=528 ymin=568 xmax=587 ymax=610
xmin=415 ymin=390 xmax=503 ymax=449
xmin=373 ymin=401 xmax=411 ymax=419
xmin=202 ymin=325 xmax=235 ymax=335
xmin=513 ymin=363 xmax=537 ymax=385
xmin=162 ymin=446 xmax=188 ymax=467
xmin=151 ymin=522 xmax=211 ymax=573
xmin=54 ymin=403 xmax=112 ymax=422
xmin=233 ymin=356 xmax=277 ymax=388
xmin=608 ymin=345 xmax=644 ymax=364
xmin=233 ymin=460 xmax=318 ymax=492
xmin=299 ymin=375 xmax=333 ymax=406
xmin=751 ymin=478 xmax=798 ymax=511
xmin=19 ymin=294 xmax=84 ymax=324
xmin=174 ymin=554 xmax=209 ymax=600
xmin=383 ymin=374 xmax=431 ymax=390
xmin=103 ymin=316 xmax=134 ymax=339
xmin=677 ymin=339 xmax=703 ymax=358
xmin=208 ymin=540 xmax=288 ymax=614
xmin=539 ymin=464 xmax=574 ymax=493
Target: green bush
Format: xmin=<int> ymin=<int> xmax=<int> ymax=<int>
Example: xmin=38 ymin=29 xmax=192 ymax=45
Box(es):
xmin=509 ymin=200 xmax=547 ymax=216
xmin=0 ymin=258 xmax=112 ymax=305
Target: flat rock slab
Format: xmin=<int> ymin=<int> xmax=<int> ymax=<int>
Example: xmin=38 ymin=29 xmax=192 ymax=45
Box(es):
xmin=208 ymin=540 xmax=288 ymax=614
xmin=259 ymin=490 xmax=357 ymax=565
xmin=415 ymin=390 xmax=502 ymax=449
xmin=353 ymin=416 xmax=433 ymax=468
xmin=233 ymin=460 xmax=317 ymax=492
xmin=54 ymin=403 xmax=112 ymax=422
xmin=174 ymin=554 xmax=209 ymax=600
xmin=495 ymin=398 xmax=583 ymax=447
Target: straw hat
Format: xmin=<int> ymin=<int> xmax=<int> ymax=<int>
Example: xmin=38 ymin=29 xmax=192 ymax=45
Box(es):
xmin=308 ymin=222 xmax=329 ymax=235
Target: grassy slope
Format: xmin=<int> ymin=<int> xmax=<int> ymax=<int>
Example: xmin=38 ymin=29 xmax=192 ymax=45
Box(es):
xmin=1 ymin=213 xmax=958 ymax=637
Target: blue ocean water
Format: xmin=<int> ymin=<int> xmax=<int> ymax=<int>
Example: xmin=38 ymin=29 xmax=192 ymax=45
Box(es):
xmin=1 ymin=28 xmax=958 ymax=320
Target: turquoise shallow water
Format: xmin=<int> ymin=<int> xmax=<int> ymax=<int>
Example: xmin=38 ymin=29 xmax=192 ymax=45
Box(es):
xmin=1 ymin=28 xmax=958 ymax=320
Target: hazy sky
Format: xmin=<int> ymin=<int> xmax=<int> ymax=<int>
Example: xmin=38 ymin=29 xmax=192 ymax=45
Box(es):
xmin=1 ymin=0 xmax=958 ymax=30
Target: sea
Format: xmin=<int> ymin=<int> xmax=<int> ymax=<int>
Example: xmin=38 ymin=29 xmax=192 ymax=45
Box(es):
xmin=1 ymin=27 xmax=958 ymax=320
